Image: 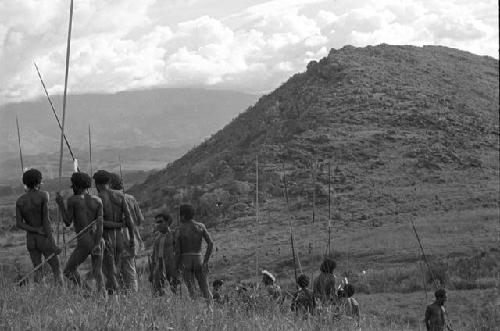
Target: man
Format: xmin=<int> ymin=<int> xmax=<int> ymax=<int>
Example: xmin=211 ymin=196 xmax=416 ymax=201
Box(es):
xmin=261 ymin=270 xmax=282 ymax=300
xmin=55 ymin=172 xmax=104 ymax=293
xmin=338 ymin=283 xmax=360 ymax=325
xmin=150 ymin=213 xmax=177 ymax=296
xmin=291 ymin=274 xmax=316 ymax=316
xmin=424 ymin=288 xmax=454 ymax=331
xmin=93 ymin=170 xmax=135 ymax=294
xmin=15 ymin=169 xmax=63 ymax=284
xmin=108 ymin=172 xmax=143 ymax=291
xmin=175 ymin=204 xmax=213 ymax=303
xmin=313 ymin=258 xmax=337 ymax=305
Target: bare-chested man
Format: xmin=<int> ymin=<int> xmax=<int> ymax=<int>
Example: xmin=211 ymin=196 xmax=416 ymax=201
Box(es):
xmin=175 ymin=204 xmax=213 ymax=303
xmin=109 ymin=172 xmax=143 ymax=292
xmin=424 ymin=288 xmax=454 ymax=331
xmin=15 ymin=169 xmax=63 ymax=284
xmin=93 ymin=170 xmax=135 ymax=294
xmin=55 ymin=172 xmax=104 ymax=293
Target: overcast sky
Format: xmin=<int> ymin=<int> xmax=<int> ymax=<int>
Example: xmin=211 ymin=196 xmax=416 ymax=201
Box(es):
xmin=0 ymin=0 xmax=498 ymax=105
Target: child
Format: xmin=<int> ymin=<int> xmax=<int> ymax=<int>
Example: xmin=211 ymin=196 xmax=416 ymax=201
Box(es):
xmin=291 ymin=274 xmax=316 ymax=316
xmin=149 ymin=213 xmax=177 ymax=296
xmin=212 ymin=279 xmax=228 ymax=304
xmin=424 ymin=288 xmax=454 ymax=331
xmin=339 ymin=283 xmax=360 ymax=325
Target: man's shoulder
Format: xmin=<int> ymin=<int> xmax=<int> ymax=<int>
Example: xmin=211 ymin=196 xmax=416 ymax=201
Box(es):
xmin=193 ymin=220 xmax=207 ymax=229
xmin=86 ymin=194 xmax=103 ymax=204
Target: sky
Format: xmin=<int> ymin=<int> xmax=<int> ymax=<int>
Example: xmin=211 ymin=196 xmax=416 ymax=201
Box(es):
xmin=0 ymin=0 xmax=498 ymax=105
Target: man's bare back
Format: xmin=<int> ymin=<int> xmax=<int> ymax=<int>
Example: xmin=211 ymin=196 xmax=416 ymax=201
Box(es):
xmin=64 ymin=194 xmax=102 ymax=233
xmin=16 ymin=190 xmax=51 ymax=236
xmin=178 ymin=221 xmax=208 ymax=254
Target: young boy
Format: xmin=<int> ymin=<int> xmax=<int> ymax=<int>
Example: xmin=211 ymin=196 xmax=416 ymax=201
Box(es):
xmin=338 ymin=283 xmax=360 ymax=325
xmin=424 ymin=288 xmax=454 ymax=331
xmin=213 ymin=279 xmax=229 ymax=304
xmin=150 ymin=213 xmax=177 ymax=296
xmin=291 ymin=274 xmax=316 ymax=316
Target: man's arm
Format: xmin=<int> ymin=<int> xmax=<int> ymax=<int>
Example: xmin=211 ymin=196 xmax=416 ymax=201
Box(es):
xmin=41 ymin=192 xmax=54 ymax=238
xmin=94 ymin=198 xmax=104 ymax=248
xmin=15 ymin=201 xmax=43 ymax=234
xmin=55 ymin=193 xmax=74 ymax=227
xmin=424 ymin=306 xmax=431 ymax=331
xmin=132 ymin=198 xmax=144 ymax=226
xmin=175 ymin=229 xmax=182 ymax=271
xmin=121 ymin=196 xmax=135 ymax=249
xmin=202 ymin=224 xmax=214 ymax=267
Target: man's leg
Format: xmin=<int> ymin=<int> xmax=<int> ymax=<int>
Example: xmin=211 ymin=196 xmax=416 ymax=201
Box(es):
xmin=38 ymin=235 xmax=63 ymax=285
xmin=181 ymin=257 xmax=197 ymax=299
xmin=27 ymin=249 xmax=43 ymax=283
xmin=120 ymin=254 xmax=138 ymax=292
xmin=91 ymin=253 xmax=104 ymax=293
xmin=64 ymin=239 xmax=91 ymax=286
xmin=102 ymin=232 xmax=118 ymax=294
xmin=194 ymin=267 xmax=213 ymax=303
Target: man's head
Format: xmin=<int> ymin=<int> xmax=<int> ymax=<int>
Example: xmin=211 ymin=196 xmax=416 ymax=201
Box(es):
xmin=22 ymin=169 xmax=42 ymax=189
xmin=93 ymin=170 xmax=110 ymax=191
xmin=345 ymin=284 xmax=355 ymax=298
xmin=261 ymin=270 xmax=275 ymax=285
xmin=435 ymin=288 xmax=447 ymax=305
xmin=70 ymin=172 xmax=91 ymax=193
xmin=179 ymin=204 xmax=194 ymax=222
xmin=212 ymin=279 xmax=224 ymax=291
xmin=155 ymin=213 xmax=172 ymax=233
xmin=108 ymin=172 xmax=123 ymax=190
xmin=320 ymin=258 xmax=336 ymax=274
xmin=297 ymin=274 xmax=309 ymax=289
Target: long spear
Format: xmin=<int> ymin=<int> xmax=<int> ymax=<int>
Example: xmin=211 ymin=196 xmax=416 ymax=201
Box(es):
xmin=327 ymin=160 xmax=331 ymax=255
xmin=15 ymin=116 xmax=24 ymax=174
xmin=282 ymin=161 xmax=302 ymax=286
xmin=57 ymin=0 xmax=74 ymax=249
xmin=88 ymin=124 xmax=93 ymax=176
xmin=255 ymin=155 xmax=259 ymax=278
xmin=33 ymin=61 xmax=78 ymax=168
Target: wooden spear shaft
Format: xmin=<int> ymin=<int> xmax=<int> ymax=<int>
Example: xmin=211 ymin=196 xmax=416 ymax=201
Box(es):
xmin=57 ymin=0 xmax=74 ymax=249
xmin=328 ymin=160 xmax=331 ymax=255
xmin=255 ymin=154 xmax=259 ymax=278
xmin=15 ymin=116 xmax=24 ymax=174
xmin=88 ymin=124 xmax=93 ymax=176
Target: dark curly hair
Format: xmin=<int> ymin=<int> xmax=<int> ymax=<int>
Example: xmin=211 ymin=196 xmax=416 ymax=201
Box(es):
xmin=108 ymin=172 xmax=123 ymax=190
xmin=180 ymin=204 xmax=195 ymax=221
xmin=92 ymin=170 xmax=110 ymax=185
xmin=22 ymin=169 xmax=42 ymax=189
xmin=71 ymin=172 xmax=92 ymax=189
xmin=320 ymin=258 xmax=336 ymax=273
xmin=297 ymin=274 xmax=310 ymax=288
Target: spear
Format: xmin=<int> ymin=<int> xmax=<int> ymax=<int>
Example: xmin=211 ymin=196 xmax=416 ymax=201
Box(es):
xmin=15 ymin=116 xmax=24 ymax=174
xmin=311 ymin=159 xmax=316 ymax=224
xmin=327 ymin=160 xmax=331 ymax=255
xmin=57 ymin=0 xmax=74 ymax=249
xmin=255 ymin=154 xmax=259 ymax=278
xmin=282 ymin=161 xmax=302 ymax=286
xmin=88 ymin=124 xmax=93 ymax=176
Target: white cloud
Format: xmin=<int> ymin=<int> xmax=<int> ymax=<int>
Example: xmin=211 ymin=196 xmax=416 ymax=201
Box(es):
xmin=0 ymin=0 xmax=498 ymax=105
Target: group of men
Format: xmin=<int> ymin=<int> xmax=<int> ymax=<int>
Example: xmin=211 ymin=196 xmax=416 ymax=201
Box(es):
xmin=15 ymin=168 xmax=452 ymax=330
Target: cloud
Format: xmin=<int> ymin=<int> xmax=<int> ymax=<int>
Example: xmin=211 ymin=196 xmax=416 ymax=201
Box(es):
xmin=0 ymin=0 xmax=498 ymax=105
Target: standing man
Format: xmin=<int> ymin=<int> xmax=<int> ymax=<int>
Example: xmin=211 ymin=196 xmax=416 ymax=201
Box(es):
xmin=93 ymin=170 xmax=135 ymax=294
xmin=15 ymin=169 xmax=63 ymax=284
xmin=313 ymin=258 xmax=337 ymax=305
xmin=175 ymin=204 xmax=213 ymax=304
xmin=109 ymin=172 xmax=143 ymax=291
xmin=55 ymin=172 xmax=104 ymax=293
xmin=424 ymin=288 xmax=454 ymax=331
xmin=150 ymin=213 xmax=177 ymax=296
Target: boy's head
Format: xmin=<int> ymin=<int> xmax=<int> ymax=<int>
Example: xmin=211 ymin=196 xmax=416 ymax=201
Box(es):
xmin=93 ymin=170 xmax=110 ymax=189
xmin=70 ymin=172 xmax=91 ymax=192
xmin=155 ymin=213 xmax=172 ymax=233
xmin=297 ymin=274 xmax=309 ymax=289
xmin=261 ymin=270 xmax=275 ymax=285
xmin=320 ymin=258 xmax=336 ymax=274
xmin=213 ymin=279 xmax=224 ymax=290
xmin=22 ymin=169 xmax=42 ymax=189
xmin=435 ymin=288 xmax=447 ymax=304
xmin=108 ymin=172 xmax=123 ymax=190
xmin=345 ymin=284 xmax=355 ymax=298
xmin=179 ymin=204 xmax=194 ymax=222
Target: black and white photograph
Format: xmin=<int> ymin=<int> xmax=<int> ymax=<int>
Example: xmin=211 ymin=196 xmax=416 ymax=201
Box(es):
xmin=0 ymin=0 xmax=498 ymax=330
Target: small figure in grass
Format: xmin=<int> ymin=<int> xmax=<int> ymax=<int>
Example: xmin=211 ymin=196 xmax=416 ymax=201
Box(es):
xmin=150 ymin=213 xmax=178 ymax=296
xmin=424 ymin=288 xmax=454 ymax=331
xmin=261 ymin=270 xmax=282 ymax=300
xmin=291 ymin=274 xmax=316 ymax=316
xmin=16 ymin=169 xmax=63 ymax=284
xmin=212 ymin=279 xmax=228 ymax=304
xmin=338 ymin=283 xmax=360 ymax=325
xmin=313 ymin=258 xmax=337 ymax=305
xmin=93 ymin=170 xmax=135 ymax=294
xmin=56 ymin=172 xmax=104 ymax=293
xmin=175 ymin=204 xmax=214 ymax=304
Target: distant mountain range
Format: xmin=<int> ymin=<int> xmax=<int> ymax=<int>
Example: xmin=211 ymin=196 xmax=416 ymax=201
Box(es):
xmin=130 ymin=45 xmax=499 ymax=224
xmin=0 ymin=88 xmax=259 ymax=182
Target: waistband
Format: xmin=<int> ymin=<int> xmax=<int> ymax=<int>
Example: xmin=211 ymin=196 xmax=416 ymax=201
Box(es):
xmin=181 ymin=253 xmax=202 ymax=256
